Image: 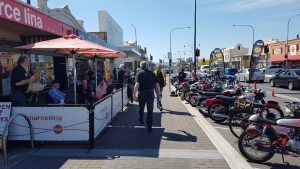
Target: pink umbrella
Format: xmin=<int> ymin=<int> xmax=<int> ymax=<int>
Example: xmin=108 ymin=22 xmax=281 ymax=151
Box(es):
xmin=16 ymin=34 xmax=119 ymax=103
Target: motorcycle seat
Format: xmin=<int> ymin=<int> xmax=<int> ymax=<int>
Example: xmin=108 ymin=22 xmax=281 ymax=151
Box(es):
xmin=256 ymin=118 xmax=277 ymax=125
xmin=202 ymin=92 xmax=221 ymax=96
xmin=216 ymin=95 xmax=236 ymax=104
xmin=252 ymin=102 xmax=266 ymax=109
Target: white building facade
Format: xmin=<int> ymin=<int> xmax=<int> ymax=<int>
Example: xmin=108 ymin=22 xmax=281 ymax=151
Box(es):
xmin=223 ymin=44 xmax=249 ymax=69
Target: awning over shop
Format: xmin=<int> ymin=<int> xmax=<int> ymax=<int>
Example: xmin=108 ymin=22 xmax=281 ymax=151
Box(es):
xmin=269 ymin=55 xmax=300 ymax=62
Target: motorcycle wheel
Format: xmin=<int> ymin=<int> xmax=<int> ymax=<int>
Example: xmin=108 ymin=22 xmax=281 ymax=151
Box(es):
xmin=261 ymin=108 xmax=284 ymax=121
xmin=185 ymin=91 xmax=191 ymax=102
xmin=210 ymin=107 xmax=228 ymax=123
xmin=229 ymin=112 xmax=251 ymax=138
xmin=208 ymin=103 xmax=223 ymax=117
xmin=189 ymin=95 xmax=200 ymax=107
xmin=238 ymin=131 xmax=275 ymax=163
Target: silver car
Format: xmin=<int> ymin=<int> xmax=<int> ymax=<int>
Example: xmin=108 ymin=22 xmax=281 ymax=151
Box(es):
xmin=236 ymin=68 xmax=265 ymax=83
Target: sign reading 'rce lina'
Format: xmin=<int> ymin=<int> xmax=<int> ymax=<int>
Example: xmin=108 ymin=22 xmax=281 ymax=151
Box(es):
xmin=0 ymin=0 xmax=72 ymax=36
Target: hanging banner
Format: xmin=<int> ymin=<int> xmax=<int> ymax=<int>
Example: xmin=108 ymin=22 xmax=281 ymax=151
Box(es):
xmin=249 ymin=40 xmax=264 ymax=81
xmin=104 ymin=59 xmax=111 ymax=81
xmin=209 ymin=51 xmax=214 ymax=71
xmin=213 ymin=48 xmax=225 ymax=75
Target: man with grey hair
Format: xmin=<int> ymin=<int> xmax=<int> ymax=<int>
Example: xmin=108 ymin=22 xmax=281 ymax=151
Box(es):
xmin=134 ymin=61 xmax=161 ymax=132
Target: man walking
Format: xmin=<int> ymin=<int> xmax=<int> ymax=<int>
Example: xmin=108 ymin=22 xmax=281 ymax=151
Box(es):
xmin=134 ymin=61 xmax=161 ymax=132
xmin=154 ymin=64 xmax=166 ymax=111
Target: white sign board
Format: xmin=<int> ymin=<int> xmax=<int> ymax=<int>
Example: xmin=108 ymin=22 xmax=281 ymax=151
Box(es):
xmin=9 ymin=106 xmax=89 ymax=141
xmin=290 ymin=45 xmax=297 ymax=56
xmin=94 ymin=97 xmax=112 ymax=138
xmin=0 ymin=102 xmax=12 ymax=133
xmin=112 ymin=90 xmax=122 ymax=117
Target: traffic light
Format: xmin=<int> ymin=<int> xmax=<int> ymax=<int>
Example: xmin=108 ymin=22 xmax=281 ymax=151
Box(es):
xmin=202 ymin=58 xmax=205 ymax=63
xmin=150 ymin=54 xmax=153 ymax=61
xmin=159 ymin=59 xmax=162 ymax=63
xmin=195 ymin=48 xmax=200 ymax=57
xmin=264 ymin=45 xmax=269 ymax=54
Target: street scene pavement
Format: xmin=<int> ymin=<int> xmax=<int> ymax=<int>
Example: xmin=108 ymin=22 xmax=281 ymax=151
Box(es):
xmin=1 ymin=87 xmax=230 ymax=169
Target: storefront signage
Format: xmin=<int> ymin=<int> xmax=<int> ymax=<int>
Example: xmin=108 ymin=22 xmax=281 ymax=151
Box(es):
xmin=0 ymin=102 xmax=11 ymax=133
xmin=0 ymin=0 xmax=73 ymax=36
xmin=249 ymin=40 xmax=264 ymax=81
xmin=290 ymin=45 xmax=297 ymax=56
xmin=9 ymin=106 xmax=89 ymax=141
xmin=274 ymin=48 xmax=281 ymax=55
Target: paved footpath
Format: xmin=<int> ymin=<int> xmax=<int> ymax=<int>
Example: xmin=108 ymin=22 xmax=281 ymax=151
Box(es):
xmin=2 ymin=88 xmax=232 ymax=169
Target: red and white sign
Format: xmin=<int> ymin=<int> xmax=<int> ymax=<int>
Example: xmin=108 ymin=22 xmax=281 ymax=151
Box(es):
xmin=0 ymin=0 xmax=73 ymax=36
xmin=0 ymin=102 xmax=11 ymax=133
xmin=8 ymin=106 xmax=89 ymax=141
xmin=290 ymin=45 xmax=297 ymax=56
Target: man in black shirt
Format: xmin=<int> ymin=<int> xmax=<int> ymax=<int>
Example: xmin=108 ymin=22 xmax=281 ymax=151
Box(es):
xmin=10 ymin=55 xmax=35 ymax=106
xmin=77 ymin=79 xmax=93 ymax=104
xmin=178 ymin=69 xmax=186 ymax=83
xmin=134 ymin=61 xmax=161 ymax=132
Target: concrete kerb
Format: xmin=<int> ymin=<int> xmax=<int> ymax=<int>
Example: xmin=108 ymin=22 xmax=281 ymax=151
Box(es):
xmin=170 ymin=85 xmax=253 ymax=169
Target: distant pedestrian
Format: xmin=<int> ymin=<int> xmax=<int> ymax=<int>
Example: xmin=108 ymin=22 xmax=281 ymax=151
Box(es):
xmin=154 ymin=65 xmax=166 ymax=111
xmin=134 ymin=61 xmax=161 ymax=132
xmin=178 ymin=69 xmax=186 ymax=83
xmin=118 ymin=64 xmax=125 ymax=88
xmin=113 ymin=67 xmax=117 ymax=82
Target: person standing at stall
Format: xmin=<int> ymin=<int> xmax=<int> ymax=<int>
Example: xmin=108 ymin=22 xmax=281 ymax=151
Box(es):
xmin=77 ymin=79 xmax=93 ymax=104
xmin=10 ymin=55 xmax=35 ymax=106
xmin=134 ymin=61 xmax=161 ymax=132
xmin=154 ymin=65 xmax=166 ymax=111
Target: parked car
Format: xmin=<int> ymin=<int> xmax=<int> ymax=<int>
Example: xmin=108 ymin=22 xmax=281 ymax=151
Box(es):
xmin=224 ymin=68 xmax=238 ymax=76
xmin=262 ymin=65 xmax=284 ymax=82
xmin=235 ymin=68 xmax=265 ymax=82
xmin=200 ymin=65 xmax=210 ymax=73
xmin=270 ymin=69 xmax=300 ymax=90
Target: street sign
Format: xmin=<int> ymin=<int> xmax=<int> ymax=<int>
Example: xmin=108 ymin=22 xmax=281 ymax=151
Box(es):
xmin=168 ymin=52 xmax=172 ymax=59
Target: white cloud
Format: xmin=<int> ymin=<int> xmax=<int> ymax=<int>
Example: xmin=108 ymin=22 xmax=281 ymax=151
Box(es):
xmin=215 ymin=0 xmax=299 ymax=12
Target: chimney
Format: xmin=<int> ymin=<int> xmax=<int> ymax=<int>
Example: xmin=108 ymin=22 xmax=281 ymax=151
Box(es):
xmin=37 ymin=0 xmax=48 ymax=11
xmin=297 ymin=34 xmax=299 ymax=39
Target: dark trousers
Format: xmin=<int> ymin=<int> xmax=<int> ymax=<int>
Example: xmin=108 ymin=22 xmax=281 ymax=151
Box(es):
xmin=138 ymin=90 xmax=154 ymax=128
xmin=10 ymin=90 xmax=26 ymax=106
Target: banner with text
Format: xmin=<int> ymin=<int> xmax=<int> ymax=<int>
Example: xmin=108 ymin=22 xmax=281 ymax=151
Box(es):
xmin=249 ymin=40 xmax=264 ymax=81
xmin=213 ymin=48 xmax=225 ymax=75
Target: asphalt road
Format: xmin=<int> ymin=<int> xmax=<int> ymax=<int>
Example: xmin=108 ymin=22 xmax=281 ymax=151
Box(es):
xmin=202 ymin=82 xmax=300 ymax=169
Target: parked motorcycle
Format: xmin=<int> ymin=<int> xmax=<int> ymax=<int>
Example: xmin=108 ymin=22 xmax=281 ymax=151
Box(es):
xmin=238 ymin=102 xmax=300 ymax=163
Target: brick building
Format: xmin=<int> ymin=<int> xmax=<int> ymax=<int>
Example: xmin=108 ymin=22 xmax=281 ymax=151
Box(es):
xmin=268 ymin=35 xmax=300 ymax=68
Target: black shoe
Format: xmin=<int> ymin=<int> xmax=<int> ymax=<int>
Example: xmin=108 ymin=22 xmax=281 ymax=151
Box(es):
xmin=147 ymin=127 xmax=152 ymax=133
xmin=138 ymin=118 xmax=144 ymax=125
xmin=160 ymin=107 xmax=163 ymax=112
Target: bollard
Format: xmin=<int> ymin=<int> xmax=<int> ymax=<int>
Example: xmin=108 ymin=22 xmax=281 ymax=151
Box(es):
xmin=271 ymin=88 xmax=276 ymax=97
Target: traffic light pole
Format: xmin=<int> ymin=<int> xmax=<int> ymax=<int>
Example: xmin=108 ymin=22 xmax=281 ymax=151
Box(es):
xmin=193 ymin=0 xmax=197 ymax=75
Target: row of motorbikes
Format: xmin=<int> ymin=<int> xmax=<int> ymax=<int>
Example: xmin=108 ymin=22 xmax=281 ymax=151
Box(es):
xmin=171 ymin=74 xmax=300 ymax=164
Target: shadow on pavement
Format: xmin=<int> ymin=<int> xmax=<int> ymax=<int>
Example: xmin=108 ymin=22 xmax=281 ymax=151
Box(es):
xmin=162 ymin=109 xmax=195 ymax=117
xmin=94 ymin=104 xmax=198 ymax=157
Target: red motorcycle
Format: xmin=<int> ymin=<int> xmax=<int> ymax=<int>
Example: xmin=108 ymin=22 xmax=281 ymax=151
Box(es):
xmin=205 ymin=89 xmax=282 ymax=123
xmin=238 ymin=102 xmax=300 ymax=163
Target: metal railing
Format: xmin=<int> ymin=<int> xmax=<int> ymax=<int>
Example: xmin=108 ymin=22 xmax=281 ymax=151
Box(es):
xmin=2 ymin=113 xmax=34 ymax=166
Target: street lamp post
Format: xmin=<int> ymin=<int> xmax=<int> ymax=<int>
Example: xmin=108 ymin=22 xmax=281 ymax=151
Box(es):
xmin=233 ymin=24 xmax=255 ymax=46
xmin=131 ymin=24 xmax=137 ymax=47
xmin=193 ymin=0 xmax=197 ymax=75
xmin=285 ymin=14 xmax=300 ymax=69
xmin=169 ymin=26 xmax=191 ymax=94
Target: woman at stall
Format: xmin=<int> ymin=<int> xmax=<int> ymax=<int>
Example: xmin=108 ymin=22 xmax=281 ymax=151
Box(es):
xmin=96 ymin=77 xmax=107 ymax=100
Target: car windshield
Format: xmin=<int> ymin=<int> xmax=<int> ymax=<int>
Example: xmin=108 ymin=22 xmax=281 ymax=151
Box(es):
xmin=203 ymin=66 xmax=209 ymax=69
xmin=294 ymin=70 xmax=300 ymax=75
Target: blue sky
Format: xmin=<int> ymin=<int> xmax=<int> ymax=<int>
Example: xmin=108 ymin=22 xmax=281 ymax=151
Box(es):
xmin=28 ymin=0 xmax=300 ymax=62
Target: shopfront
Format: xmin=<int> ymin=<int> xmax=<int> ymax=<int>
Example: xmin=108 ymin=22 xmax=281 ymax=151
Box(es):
xmin=0 ymin=0 xmax=74 ymax=99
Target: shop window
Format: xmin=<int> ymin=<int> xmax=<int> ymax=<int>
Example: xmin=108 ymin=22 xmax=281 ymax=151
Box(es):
xmin=0 ymin=52 xmax=20 ymax=97
xmin=238 ymin=46 xmax=241 ymax=50
xmin=30 ymin=54 xmax=54 ymax=88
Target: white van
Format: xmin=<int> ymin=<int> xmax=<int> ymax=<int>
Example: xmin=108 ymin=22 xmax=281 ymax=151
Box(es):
xmin=200 ymin=65 xmax=210 ymax=73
